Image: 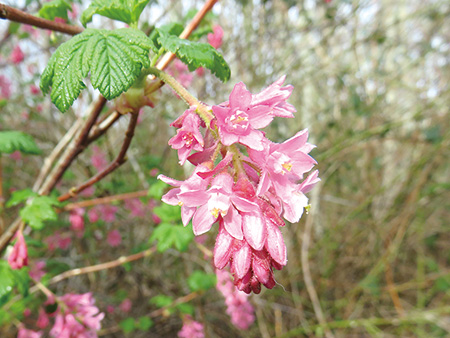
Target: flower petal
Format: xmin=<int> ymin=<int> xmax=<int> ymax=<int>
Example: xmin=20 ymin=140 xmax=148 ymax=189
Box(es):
xmin=243 ymin=212 xmax=266 ymax=250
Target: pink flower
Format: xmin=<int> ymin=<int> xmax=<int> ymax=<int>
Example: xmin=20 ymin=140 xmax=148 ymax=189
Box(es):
xmin=106 ymin=305 xmax=115 ymax=313
xmin=30 ymin=84 xmax=40 ymax=95
xmin=107 ymin=229 xmax=122 ymax=247
xmin=8 ymin=230 xmax=28 ymax=270
xmin=178 ymin=316 xmax=204 ymax=338
xmin=68 ymin=4 xmax=79 ymax=20
xmin=80 ymin=185 xmax=95 ymax=197
xmin=216 ymin=269 xmax=255 ymax=329
xmin=37 ymin=308 xmax=50 ymax=329
xmin=100 ymin=204 xmax=118 ymax=223
xmin=213 ymin=82 xmax=268 ymax=150
xmin=23 ymin=308 xmax=31 ymax=317
xmin=9 ymin=150 xmax=22 ymax=162
xmin=29 ymin=260 xmax=46 ymax=281
xmin=208 ymin=25 xmax=224 ymax=49
xmin=0 ymin=75 xmax=12 ymax=99
xmin=50 ymin=293 xmax=104 ymax=337
xmin=90 ymin=146 xmax=108 ymax=171
xmin=10 ymin=45 xmax=24 ymax=64
xmin=45 ymin=232 xmax=72 ymax=251
xmin=88 ymin=208 xmax=100 ymax=223
xmin=119 ymin=298 xmax=132 ymax=313
xmin=18 ymin=327 xmax=42 ymax=338
xmin=168 ymin=107 xmax=204 ymax=165
xmin=124 ymin=198 xmax=145 ymax=218
xmin=69 ymin=208 xmax=85 ymax=237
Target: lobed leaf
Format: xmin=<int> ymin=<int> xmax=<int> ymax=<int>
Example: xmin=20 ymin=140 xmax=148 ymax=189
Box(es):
xmin=187 ymin=270 xmax=217 ymax=292
xmin=0 ymin=131 xmax=41 ymax=155
xmin=38 ymin=0 xmax=71 ymax=21
xmin=40 ymin=28 xmax=155 ymax=112
xmin=149 ymin=223 xmax=194 ymax=252
xmin=155 ymin=28 xmax=230 ymax=82
xmin=81 ymin=0 xmax=151 ymax=26
xmin=6 ymin=189 xmax=38 ymax=208
xmin=19 ymin=196 xmax=61 ymax=230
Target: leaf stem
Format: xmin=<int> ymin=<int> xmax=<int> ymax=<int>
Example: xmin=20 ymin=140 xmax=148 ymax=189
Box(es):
xmin=145 ymin=67 xmax=214 ymax=125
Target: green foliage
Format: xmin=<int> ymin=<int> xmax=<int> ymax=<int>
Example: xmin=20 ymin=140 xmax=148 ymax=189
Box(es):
xmin=147 ymin=180 xmax=168 ymax=200
xmin=153 ymin=204 xmax=181 ymax=223
xmin=187 ymin=270 xmax=217 ymax=292
xmin=175 ymin=302 xmax=195 ymax=315
xmin=19 ymin=195 xmax=61 ymax=230
xmin=0 ymin=131 xmax=41 ymax=155
xmin=0 ymin=261 xmax=30 ymax=307
xmin=40 ymin=28 xmax=154 ymax=113
xmin=149 ymin=294 xmax=173 ymax=307
xmin=149 ymin=223 xmax=194 ymax=252
xmin=136 ymin=316 xmax=154 ymax=331
xmin=119 ymin=317 xmax=135 ymax=334
xmin=81 ymin=0 xmax=151 ymax=26
xmin=38 ymin=0 xmax=72 ymax=21
xmin=151 ymin=27 xmax=230 ymax=82
xmin=6 ymin=189 xmax=38 ymax=207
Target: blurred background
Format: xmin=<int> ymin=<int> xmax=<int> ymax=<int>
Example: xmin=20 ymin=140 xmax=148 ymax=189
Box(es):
xmin=0 ymin=0 xmax=449 ymax=337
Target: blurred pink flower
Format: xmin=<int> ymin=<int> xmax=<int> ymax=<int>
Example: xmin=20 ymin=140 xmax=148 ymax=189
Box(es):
xmin=29 ymin=260 xmax=46 ymax=281
xmin=45 ymin=232 xmax=72 ymax=251
xmin=10 ymin=45 xmax=24 ymax=64
xmin=178 ymin=315 xmax=204 ymax=338
xmin=0 ymin=75 xmax=12 ymax=99
xmin=91 ymin=146 xmax=108 ymax=171
xmin=88 ymin=207 xmax=100 ymax=223
xmin=68 ymin=4 xmax=79 ymax=20
xmin=18 ymin=327 xmax=42 ymax=338
xmin=80 ymin=185 xmax=95 ymax=197
xmin=69 ymin=208 xmax=85 ymax=238
xmin=119 ymin=298 xmax=132 ymax=313
xmin=30 ymin=84 xmax=40 ymax=95
xmin=9 ymin=151 xmax=22 ymax=162
xmin=8 ymin=230 xmax=28 ymax=270
xmin=107 ymin=229 xmax=122 ymax=247
xmin=208 ymin=25 xmax=224 ymax=49
xmin=124 ymin=198 xmax=145 ymax=218
xmin=100 ymin=204 xmax=118 ymax=223
xmin=37 ymin=308 xmax=50 ymax=329
xmin=23 ymin=308 xmax=31 ymax=317
xmin=106 ymin=305 xmax=115 ymax=314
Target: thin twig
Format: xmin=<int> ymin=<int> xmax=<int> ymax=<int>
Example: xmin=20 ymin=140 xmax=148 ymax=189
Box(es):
xmin=0 ymin=3 xmax=83 ymax=36
xmin=58 ymin=111 xmax=139 ymax=202
xmin=301 ymin=185 xmax=335 ymax=338
xmin=63 ymin=190 xmax=148 ymax=211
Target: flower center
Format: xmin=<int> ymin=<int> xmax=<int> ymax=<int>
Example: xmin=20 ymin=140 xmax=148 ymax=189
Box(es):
xmin=182 ymin=132 xmax=194 ymax=146
xmin=226 ymin=109 xmax=249 ymax=132
xmin=282 ymin=162 xmax=292 ymax=173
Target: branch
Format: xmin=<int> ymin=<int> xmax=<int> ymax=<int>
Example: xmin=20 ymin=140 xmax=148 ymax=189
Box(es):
xmin=47 ymin=246 xmax=156 ymax=285
xmin=0 ymin=3 xmax=83 ymax=36
xmin=58 ymin=111 xmax=139 ymax=202
xmin=63 ymin=189 xmax=148 ymax=211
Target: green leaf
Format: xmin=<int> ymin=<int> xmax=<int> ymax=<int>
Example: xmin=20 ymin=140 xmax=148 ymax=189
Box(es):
xmin=20 ymin=196 xmax=60 ymax=230
xmin=187 ymin=270 xmax=217 ymax=292
xmin=81 ymin=0 xmax=151 ymax=26
xmin=149 ymin=294 xmax=173 ymax=308
xmin=136 ymin=316 xmax=153 ymax=331
xmin=40 ymin=28 xmax=155 ymax=113
xmin=155 ymin=28 xmax=230 ymax=82
xmin=147 ymin=180 xmax=168 ymax=200
xmin=153 ymin=204 xmax=181 ymax=223
xmin=6 ymin=189 xmax=38 ymax=208
xmin=38 ymin=0 xmax=71 ymax=21
xmin=149 ymin=223 xmax=194 ymax=252
xmin=149 ymin=23 xmax=184 ymax=51
xmin=176 ymin=302 xmax=195 ymax=315
xmin=0 ymin=131 xmax=41 ymax=155
xmin=119 ymin=317 xmax=136 ymax=334
xmin=0 ymin=262 xmax=15 ymax=305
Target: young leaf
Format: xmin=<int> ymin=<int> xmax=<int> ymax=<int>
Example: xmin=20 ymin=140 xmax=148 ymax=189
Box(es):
xmin=0 ymin=262 xmax=15 ymax=304
xmin=81 ymin=0 xmax=151 ymax=27
xmin=40 ymin=28 xmax=155 ymax=113
xmin=149 ymin=294 xmax=173 ymax=307
xmin=19 ymin=196 xmax=60 ymax=230
xmin=119 ymin=318 xmax=136 ymax=334
xmin=149 ymin=223 xmax=194 ymax=252
xmin=136 ymin=316 xmax=154 ymax=331
xmin=155 ymin=28 xmax=230 ymax=82
xmin=187 ymin=270 xmax=217 ymax=292
xmin=38 ymin=0 xmax=71 ymax=21
xmin=0 ymin=131 xmax=41 ymax=155
xmin=6 ymin=189 xmax=38 ymax=208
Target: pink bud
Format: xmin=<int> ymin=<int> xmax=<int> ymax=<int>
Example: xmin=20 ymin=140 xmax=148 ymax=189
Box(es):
xmin=8 ymin=230 xmax=28 ymax=269
xmin=10 ymin=45 xmax=24 ymax=64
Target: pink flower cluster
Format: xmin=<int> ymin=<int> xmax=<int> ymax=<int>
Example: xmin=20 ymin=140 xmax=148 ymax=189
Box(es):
xmin=8 ymin=230 xmax=28 ymax=270
xmin=216 ymin=268 xmax=255 ymax=329
xmin=50 ymin=293 xmax=104 ymax=338
xmin=177 ymin=315 xmax=204 ymax=338
xmin=160 ymin=77 xmax=319 ymax=294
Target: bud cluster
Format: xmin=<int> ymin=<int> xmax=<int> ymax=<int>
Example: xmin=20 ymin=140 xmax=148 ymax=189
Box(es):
xmin=160 ymin=77 xmax=320 ymax=294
